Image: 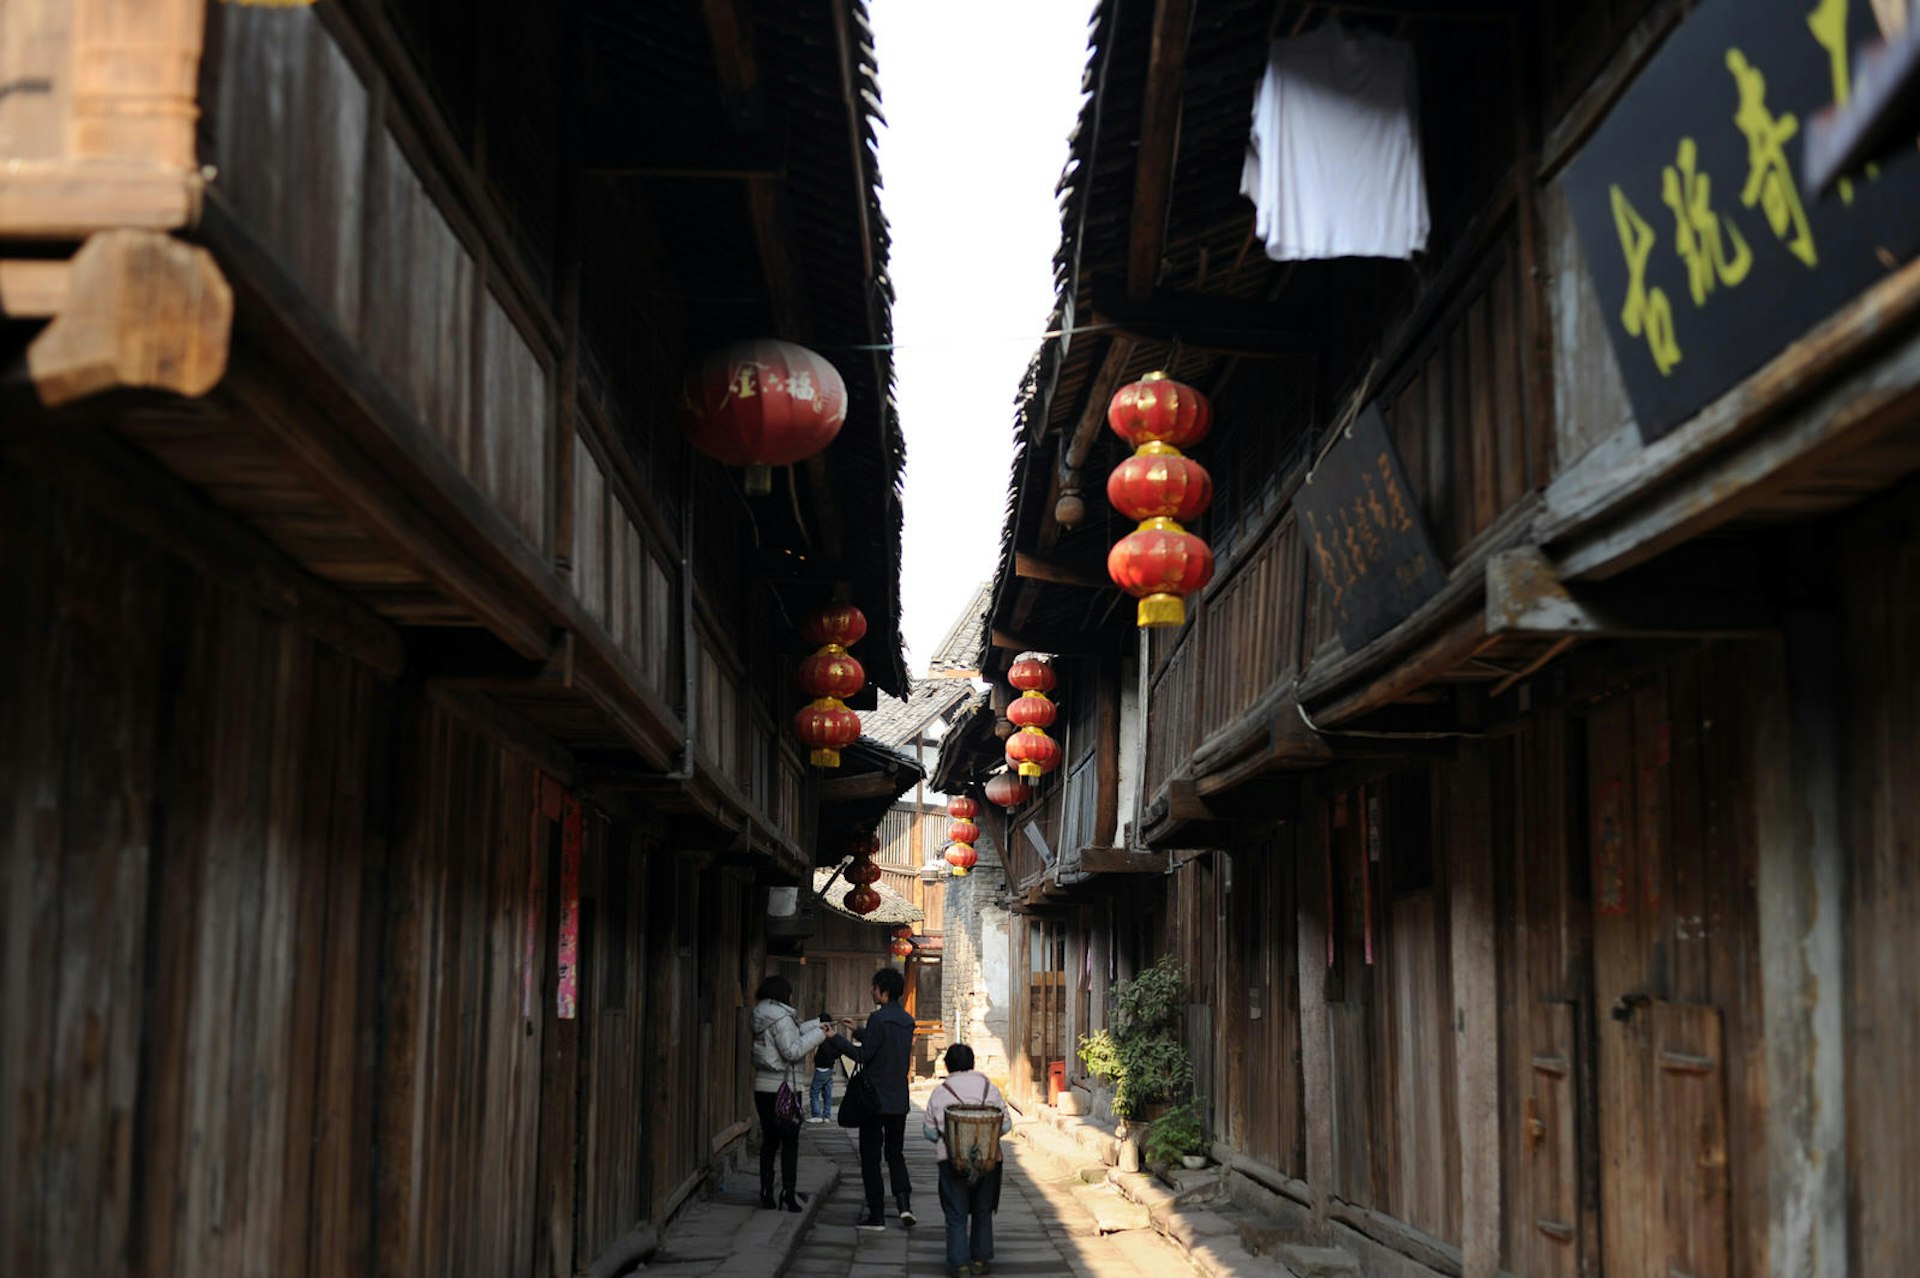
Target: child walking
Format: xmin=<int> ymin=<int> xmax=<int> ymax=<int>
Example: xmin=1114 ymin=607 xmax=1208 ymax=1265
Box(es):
xmin=808 ymin=1017 xmax=838 ymax=1122
xmin=923 ymin=1043 xmax=1011 ymax=1277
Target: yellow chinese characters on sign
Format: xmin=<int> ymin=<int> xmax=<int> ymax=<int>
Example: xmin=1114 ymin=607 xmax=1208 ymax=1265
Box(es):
xmin=1727 ymin=48 xmax=1818 ymax=268
xmin=1610 ymin=186 xmax=1681 ymax=375
xmin=1661 ymin=137 xmax=1752 ymax=306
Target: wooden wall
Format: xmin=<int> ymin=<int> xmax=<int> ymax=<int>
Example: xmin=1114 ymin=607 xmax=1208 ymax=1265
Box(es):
xmin=0 ymin=459 xmax=754 ymax=1275
xmin=0 ymin=466 xmax=391 ymax=1278
xmin=1842 ymin=491 xmax=1920 ymax=1275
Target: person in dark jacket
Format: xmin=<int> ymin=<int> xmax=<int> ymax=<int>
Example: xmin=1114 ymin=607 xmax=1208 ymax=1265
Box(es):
xmin=830 ymin=966 xmax=916 ymax=1231
xmin=809 ymin=1016 xmax=839 ymax=1122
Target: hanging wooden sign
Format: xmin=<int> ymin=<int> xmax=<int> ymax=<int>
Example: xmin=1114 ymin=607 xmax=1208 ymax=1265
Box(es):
xmin=1563 ymin=0 xmax=1920 ymax=442
xmin=1296 ymin=405 xmax=1445 ymax=652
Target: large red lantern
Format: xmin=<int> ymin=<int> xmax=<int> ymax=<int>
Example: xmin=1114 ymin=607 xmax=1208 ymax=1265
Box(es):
xmin=802 ymin=605 xmax=868 ymax=650
xmin=682 ymin=340 xmax=848 ymax=495
xmin=1007 ymin=655 xmax=1056 ymax=693
xmin=794 ymin=698 xmax=861 ymax=768
xmin=1107 ymin=370 xmax=1211 ymax=451
xmin=984 ymin=772 xmax=1031 ymax=808
xmin=843 ymin=885 xmax=881 ymax=916
xmin=946 ymin=842 xmax=978 ymax=876
xmin=1006 ymin=725 xmax=1062 ymax=778
xmin=947 ymin=795 xmax=979 ymax=821
xmin=948 ymin=819 xmax=981 ymax=847
xmin=1108 ymin=519 xmax=1216 ymax=628
xmin=890 ymin=936 xmax=915 ymax=958
xmin=1107 ymin=372 xmax=1215 ymax=629
xmin=1108 ymin=447 xmax=1213 ymax=523
xmin=798 ymin=648 xmax=865 ymax=700
xmin=846 ymin=856 xmax=882 ymax=886
xmin=1007 ymin=692 xmax=1057 ymax=730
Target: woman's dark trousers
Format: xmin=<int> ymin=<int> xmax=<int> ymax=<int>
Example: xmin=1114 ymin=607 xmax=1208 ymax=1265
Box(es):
xmin=858 ymin=1113 xmax=911 ymax=1215
xmin=754 ymin=1090 xmax=799 ymax=1200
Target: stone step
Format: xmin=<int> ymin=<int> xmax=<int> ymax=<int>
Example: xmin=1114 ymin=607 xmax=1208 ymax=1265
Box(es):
xmin=1012 ymin=1120 xmax=1111 ymax=1184
xmin=1070 ymin=1183 xmax=1154 ymax=1234
xmin=1274 ymin=1243 xmax=1364 ymax=1277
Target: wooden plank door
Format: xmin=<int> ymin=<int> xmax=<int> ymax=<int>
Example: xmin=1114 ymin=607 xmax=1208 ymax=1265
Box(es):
xmin=532 ymin=783 xmax=583 ymax=1278
xmin=1523 ymin=1001 xmax=1580 ymax=1278
xmin=1587 ymin=687 xmax=1730 ymax=1277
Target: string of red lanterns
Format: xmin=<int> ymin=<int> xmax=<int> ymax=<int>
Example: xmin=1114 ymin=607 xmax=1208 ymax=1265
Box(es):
xmin=793 ymin=604 xmax=867 ymax=768
xmin=1105 ymin=371 xmax=1216 ymax=628
xmin=944 ymin=792 xmax=980 ymax=877
xmin=681 ymin=340 xmax=848 ymax=496
xmin=1004 ymin=654 xmax=1062 ymax=779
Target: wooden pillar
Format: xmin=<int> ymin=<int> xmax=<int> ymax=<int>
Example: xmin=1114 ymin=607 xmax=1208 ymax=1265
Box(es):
xmin=1446 ymin=746 xmax=1500 ymax=1278
xmin=1755 ymin=619 xmax=1847 ymax=1277
xmin=1293 ymin=782 xmax=1334 ymax=1243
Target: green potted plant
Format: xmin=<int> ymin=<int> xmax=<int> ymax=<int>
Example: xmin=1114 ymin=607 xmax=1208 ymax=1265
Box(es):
xmin=1141 ymin=1099 xmax=1208 ymax=1169
xmin=1075 ymin=954 xmax=1193 ymax=1120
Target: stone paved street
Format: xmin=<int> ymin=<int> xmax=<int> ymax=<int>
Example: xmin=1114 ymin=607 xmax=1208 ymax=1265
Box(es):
xmin=779 ymin=1088 xmax=1204 ymax=1278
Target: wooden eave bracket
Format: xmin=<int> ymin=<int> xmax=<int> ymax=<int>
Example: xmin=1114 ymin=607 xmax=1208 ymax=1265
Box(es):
xmin=1487 ymin=546 xmax=1773 ymax=639
xmin=0 ymin=164 xmax=203 ymax=241
xmin=17 ymin=229 xmax=231 ymax=407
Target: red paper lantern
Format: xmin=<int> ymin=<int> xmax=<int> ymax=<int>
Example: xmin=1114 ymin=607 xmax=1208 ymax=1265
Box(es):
xmin=682 ymin=340 xmax=848 ymax=495
xmin=946 ymin=843 xmax=978 ymax=875
xmin=1006 ymin=726 xmax=1062 ymax=778
xmin=1107 ymin=371 xmax=1211 ymax=452
xmin=1108 ymin=518 xmax=1215 ymax=628
xmin=843 ymin=885 xmax=881 ymax=916
xmin=1007 ymin=691 xmax=1057 ymax=730
xmin=848 ymin=832 xmax=881 ymax=860
xmin=947 ymin=795 xmax=979 ymax=821
xmin=846 ymin=856 xmax=882 ymax=885
xmin=798 ymin=648 xmax=865 ymax=700
xmin=1007 ymin=656 xmax=1056 ymax=694
xmin=802 ymin=605 xmax=868 ymax=650
xmin=794 ymin=698 xmax=861 ymax=768
xmin=948 ymin=819 xmax=980 ymax=846
xmin=984 ymin=772 xmax=1031 ymax=808
xmin=890 ymin=937 xmax=915 ymax=958
xmin=1108 ymin=446 xmax=1213 ymax=524
xmin=892 ymin=925 xmax=914 ymax=940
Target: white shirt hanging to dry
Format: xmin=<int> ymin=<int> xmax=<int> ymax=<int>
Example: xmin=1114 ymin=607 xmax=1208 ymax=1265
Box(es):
xmin=1239 ymin=20 xmax=1431 ymax=262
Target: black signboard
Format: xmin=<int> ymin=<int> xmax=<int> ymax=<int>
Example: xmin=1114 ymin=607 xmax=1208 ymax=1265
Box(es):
xmin=1563 ymin=0 xmax=1920 ymax=442
xmin=1296 ymin=406 xmax=1446 ymax=652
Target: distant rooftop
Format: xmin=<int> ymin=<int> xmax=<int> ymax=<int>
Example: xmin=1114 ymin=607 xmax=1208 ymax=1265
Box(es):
xmin=860 ymin=678 xmax=974 ymax=749
xmin=927 ymin=581 xmax=990 ymax=677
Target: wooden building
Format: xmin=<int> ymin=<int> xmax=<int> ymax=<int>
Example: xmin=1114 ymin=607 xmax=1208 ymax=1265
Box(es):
xmin=941 ymin=3 xmax=1920 ymax=1277
xmin=0 ymin=2 xmax=907 ymax=1276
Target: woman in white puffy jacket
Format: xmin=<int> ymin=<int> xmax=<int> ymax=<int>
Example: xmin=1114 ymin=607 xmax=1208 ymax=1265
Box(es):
xmin=750 ymin=974 xmax=828 ymax=1211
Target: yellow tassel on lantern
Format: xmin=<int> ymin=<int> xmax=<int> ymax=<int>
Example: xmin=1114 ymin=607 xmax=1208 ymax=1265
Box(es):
xmin=811 ymin=746 xmax=841 ymax=767
xmin=1137 ymin=593 xmax=1186 ymax=627
xmin=951 ymin=865 xmax=969 ymax=877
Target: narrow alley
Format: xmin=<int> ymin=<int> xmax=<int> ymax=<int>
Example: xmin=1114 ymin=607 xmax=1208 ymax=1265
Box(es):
xmin=649 ymin=1083 xmax=1208 ymax=1278
xmin=6 ymin=2 xmax=1920 ymax=1278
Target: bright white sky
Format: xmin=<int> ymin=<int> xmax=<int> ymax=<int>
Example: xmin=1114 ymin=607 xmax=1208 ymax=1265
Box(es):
xmin=869 ymin=1 xmax=1095 ymax=674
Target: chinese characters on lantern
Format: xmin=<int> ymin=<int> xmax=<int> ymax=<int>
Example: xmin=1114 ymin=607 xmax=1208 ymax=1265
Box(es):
xmin=682 ymin=339 xmax=848 ymax=495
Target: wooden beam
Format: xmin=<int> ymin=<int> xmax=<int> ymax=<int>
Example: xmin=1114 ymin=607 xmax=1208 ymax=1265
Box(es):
xmin=1486 ymin=546 xmax=1774 ymax=638
xmin=0 ymin=259 xmax=70 ymax=318
xmin=820 ymin=771 xmax=907 ymax=802
xmin=1014 ymin=551 xmax=1107 ymax=590
xmin=990 ymin=626 xmax=1100 ymax=655
xmin=26 ymin=230 xmax=231 ymax=407
xmin=1126 ymin=0 xmax=1197 ymax=302
xmin=11 ymin=427 xmax=406 ymax=676
xmin=1078 ymin=846 xmax=1167 ymax=875
xmin=581 ymin=132 xmax=785 ymax=178
xmin=700 ymin=0 xmax=764 ymax=131
xmin=1052 ymin=336 xmax=1138 ymax=530
xmin=1090 ymin=281 xmax=1314 ymax=356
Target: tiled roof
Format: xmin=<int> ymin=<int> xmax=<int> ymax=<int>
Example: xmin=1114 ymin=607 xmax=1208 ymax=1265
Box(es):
xmin=813 ymin=862 xmax=925 ymax=925
xmin=928 ymin=581 xmax=992 ymax=675
xmin=859 ymin=678 xmax=974 ymax=749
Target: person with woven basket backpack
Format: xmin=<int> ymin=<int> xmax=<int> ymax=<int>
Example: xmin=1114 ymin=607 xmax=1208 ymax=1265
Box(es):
xmin=923 ymin=1043 xmax=1011 ymax=1277
xmin=750 ymin=974 xmax=828 ymax=1212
